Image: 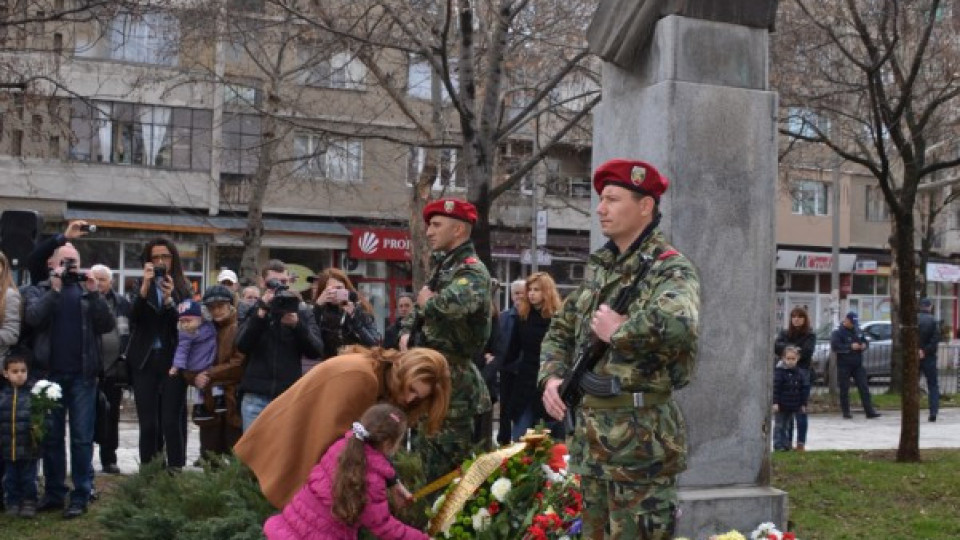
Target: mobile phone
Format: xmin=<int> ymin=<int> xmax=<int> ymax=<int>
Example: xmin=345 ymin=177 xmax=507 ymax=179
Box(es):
xmin=335 ymin=289 xmax=351 ymax=302
xmin=154 ymin=264 xmax=167 ymax=283
xmin=79 ymin=223 xmax=97 ymax=233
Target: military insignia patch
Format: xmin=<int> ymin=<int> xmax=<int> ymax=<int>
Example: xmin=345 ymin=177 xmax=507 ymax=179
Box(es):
xmin=630 ymin=165 xmax=646 ymax=186
xmin=444 ymin=200 xmax=455 ymax=213
xmin=464 ymin=256 xmax=478 ymax=264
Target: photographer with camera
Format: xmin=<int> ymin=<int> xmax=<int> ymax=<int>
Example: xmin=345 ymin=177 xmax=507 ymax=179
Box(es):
xmin=21 ymin=244 xmax=115 ymax=519
xmin=311 ymin=268 xmax=380 ymax=360
xmin=125 ymin=237 xmax=194 ymax=473
xmin=85 ymin=265 xmax=130 ymax=475
xmin=25 ymin=220 xmax=95 ymax=285
xmin=236 ymin=260 xmax=322 ymax=430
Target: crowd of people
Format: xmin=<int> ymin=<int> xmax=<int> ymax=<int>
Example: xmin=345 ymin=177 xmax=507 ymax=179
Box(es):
xmin=1 ymin=156 xmax=927 ymax=538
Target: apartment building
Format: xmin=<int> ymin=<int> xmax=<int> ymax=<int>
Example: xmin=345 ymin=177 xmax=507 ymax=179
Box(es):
xmin=0 ymin=2 xmax=594 ymax=331
xmin=776 ymin=157 xmax=960 ymax=335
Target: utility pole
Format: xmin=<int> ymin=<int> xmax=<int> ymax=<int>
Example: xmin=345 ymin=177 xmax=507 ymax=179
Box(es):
xmin=831 ymin=162 xmax=841 ymax=327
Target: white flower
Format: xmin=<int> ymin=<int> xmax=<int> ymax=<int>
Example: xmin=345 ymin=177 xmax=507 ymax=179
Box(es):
xmin=559 ymin=536 xmax=571 ymax=540
xmin=541 ymin=464 xmax=567 ymax=483
xmin=750 ymin=522 xmax=782 ymax=540
xmin=45 ymin=382 xmax=63 ymax=401
xmin=471 ymin=508 xmax=492 ymax=531
xmin=32 ymin=380 xmax=50 ymax=395
xmin=490 ymin=477 xmax=512 ymax=502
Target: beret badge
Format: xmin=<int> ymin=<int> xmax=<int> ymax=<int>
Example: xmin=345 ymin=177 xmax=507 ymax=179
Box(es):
xmin=630 ymin=165 xmax=646 ymax=186
xmin=444 ymin=200 xmax=455 ymax=213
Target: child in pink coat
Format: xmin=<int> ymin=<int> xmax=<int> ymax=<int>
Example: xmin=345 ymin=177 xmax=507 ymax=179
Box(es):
xmin=263 ymin=403 xmax=427 ymax=540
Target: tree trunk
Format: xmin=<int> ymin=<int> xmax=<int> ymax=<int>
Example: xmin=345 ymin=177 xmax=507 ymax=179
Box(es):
xmin=893 ymin=216 xmax=921 ymax=462
xmin=888 ymin=227 xmax=903 ymax=395
xmin=239 ymin=87 xmax=281 ymax=283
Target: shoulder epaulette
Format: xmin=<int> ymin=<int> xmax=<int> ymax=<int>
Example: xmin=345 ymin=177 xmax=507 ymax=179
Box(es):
xmin=657 ymin=249 xmax=679 ymax=261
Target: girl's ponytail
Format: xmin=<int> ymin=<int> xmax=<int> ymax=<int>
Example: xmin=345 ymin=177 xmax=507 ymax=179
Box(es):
xmin=332 ymin=404 xmax=407 ymax=525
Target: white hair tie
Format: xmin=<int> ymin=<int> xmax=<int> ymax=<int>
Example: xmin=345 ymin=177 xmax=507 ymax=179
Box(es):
xmin=352 ymin=422 xmax=370 ymax=441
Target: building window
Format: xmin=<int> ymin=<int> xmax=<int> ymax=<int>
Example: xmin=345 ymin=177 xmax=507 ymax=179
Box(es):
xmin=865 ymin=185 xmax=890 ymax=222
xmin=407 ymin=146 xmax=462 ymax=190
xmin=407 ymin=55 xmax=457 ymax=101
xmin=69 ymin=100 xmax=211 ymax=170
xmin=224 ymin=84 xmax=261 ymax=109
xmin=791 ymin=180 xmax=830 ymax=216
xmin=100 ymin=11 xmax=180 ymax=66
xmin=300 ymin=49 xmax=367 ymax=90
xmin=786 ymin=107 xmax=830 ymax=139
xmin=222 ymin=113 xmax=261 ymax=175
xmin=293 ymin=134 xmax=362 ymax=182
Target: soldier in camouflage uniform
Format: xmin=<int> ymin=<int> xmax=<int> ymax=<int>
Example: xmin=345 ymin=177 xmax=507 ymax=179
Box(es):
xmin=401 ymin=198 xmax=493 ymax=482
xmin=539 ymin=159 xmax=700 ymax=540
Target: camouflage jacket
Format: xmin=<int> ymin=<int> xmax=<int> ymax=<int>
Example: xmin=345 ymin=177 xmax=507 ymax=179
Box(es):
xmin=401 ymin=240 xmax=492 ymax=363
xmin=539 ymin=228 xmax=700 ymax=482
xmin=539 ymin=228 xmax=700 ymax=395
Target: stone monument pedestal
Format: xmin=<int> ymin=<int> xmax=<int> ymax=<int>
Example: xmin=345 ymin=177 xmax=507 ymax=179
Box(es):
xmin=592 ymin=15 xmax=786 ymax=538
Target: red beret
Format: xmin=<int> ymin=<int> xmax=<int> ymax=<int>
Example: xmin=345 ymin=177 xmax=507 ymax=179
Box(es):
xmin=422 ymin=198 xmax=478 ymax=225
xmin=593 ymin=159 xmax=669 ymax=200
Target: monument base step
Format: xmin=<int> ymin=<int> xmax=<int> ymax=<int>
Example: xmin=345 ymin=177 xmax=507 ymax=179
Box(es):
xmin=677 ymin=485 xmax=788 ymax=540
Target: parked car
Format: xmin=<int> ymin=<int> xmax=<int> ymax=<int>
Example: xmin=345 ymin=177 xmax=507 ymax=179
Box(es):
xmin=810 ymin=320 xmax=892 ymax=384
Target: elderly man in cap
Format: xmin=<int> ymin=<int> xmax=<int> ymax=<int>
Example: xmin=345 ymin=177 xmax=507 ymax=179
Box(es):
xmin=830 ymin=311 xmax=881 ymax=420
xmin=400 ymin=198 xmax=492 ymax=482
xmin=917 ymin=298 xmax=941 ymax=422
xmin=539 ymin=159 xmax=700 ymax=539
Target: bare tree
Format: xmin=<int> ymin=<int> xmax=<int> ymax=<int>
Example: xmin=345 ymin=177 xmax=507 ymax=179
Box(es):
xmin=281 ymin=0 xmax=600 ymax=277
xmin=772 ymin=0 xmax=960 ymax=461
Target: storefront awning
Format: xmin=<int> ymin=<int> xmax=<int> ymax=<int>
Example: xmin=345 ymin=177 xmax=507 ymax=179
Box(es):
xmin=64 ymin=209 xmax=351 ymax=250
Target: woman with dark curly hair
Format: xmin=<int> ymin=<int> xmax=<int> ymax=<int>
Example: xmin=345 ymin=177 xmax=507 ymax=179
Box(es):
xmin=125 ymin=237 xmax=193 ymax=470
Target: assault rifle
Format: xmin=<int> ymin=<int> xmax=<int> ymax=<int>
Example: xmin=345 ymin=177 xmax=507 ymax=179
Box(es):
xmin=407 ymin=264 xmax=444 ymax=348
xmin=558 ymin=255 xmax=654 ymax=409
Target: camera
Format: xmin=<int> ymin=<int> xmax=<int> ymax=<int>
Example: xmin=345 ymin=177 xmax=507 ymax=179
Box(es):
xmin=265 ymin=278 xmax=289 ymax=293
xmin=153 ymin=264 xmax=167 ymax=284
xmin=59 ymin=257 xmax=86 ymax=284
xmin=270 ymin=290 xmax=301 ymax=315
xmin=79 ymin=223 xmax=97 ymax=233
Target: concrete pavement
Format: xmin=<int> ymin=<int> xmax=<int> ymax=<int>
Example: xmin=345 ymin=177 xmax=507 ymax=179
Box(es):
xmin=97 ymin=406 xmax=960 ymax=477
xmin=801 ymin=407 xmax=960 ymax=451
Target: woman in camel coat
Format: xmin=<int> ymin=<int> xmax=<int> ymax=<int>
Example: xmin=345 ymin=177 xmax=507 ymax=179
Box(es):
xmin=233 ymin=346 xmax=450 ymax=508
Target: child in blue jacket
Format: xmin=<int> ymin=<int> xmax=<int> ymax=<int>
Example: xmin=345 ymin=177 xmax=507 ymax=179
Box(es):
xmin=1 ymin=349 xmax=39 ymax=518
xmin=772 ymin=346 xmax=810 ymax=451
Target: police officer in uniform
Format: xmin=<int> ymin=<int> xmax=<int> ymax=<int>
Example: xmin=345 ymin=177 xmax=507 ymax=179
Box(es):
xmin=400 ymin=198 xmax=492 ymax=482
xmin=539 ymin=159 xmax=700 ymax=540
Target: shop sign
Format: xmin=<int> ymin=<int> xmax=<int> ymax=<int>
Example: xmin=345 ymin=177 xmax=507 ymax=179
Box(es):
xmin=349 ymin=228 xmax=411 ymax=261
xmin=855 ymin=259 xmax=878 ymax=274
xmin=776 ymin=250 xmax=856 ymax=273
xmin=927 ymin=262 xmax=960 ymax=283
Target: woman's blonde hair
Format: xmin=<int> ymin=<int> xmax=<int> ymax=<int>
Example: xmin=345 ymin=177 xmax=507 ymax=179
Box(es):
xmin=517 ymin=271 xmax=562 ymax=320
xmin=312 ymin=268 xmax=374 ymax=314
xmin=341 ymin=345 xmax=451 ymax=435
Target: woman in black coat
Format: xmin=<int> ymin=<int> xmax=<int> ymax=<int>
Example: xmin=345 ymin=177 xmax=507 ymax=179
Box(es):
xmin=125 ymin=237 xmax=193 ymax=470
xmin=310 ymin=268 xmax=380 ymax=361
xmin=774 ymin=306 xmax=816 ymax=450
xmin=501 ymin=272 xmax=563 ymax=441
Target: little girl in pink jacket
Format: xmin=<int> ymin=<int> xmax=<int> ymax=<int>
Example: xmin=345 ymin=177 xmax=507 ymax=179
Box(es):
xmin=264 ymin=403 xmax=427 ymax=540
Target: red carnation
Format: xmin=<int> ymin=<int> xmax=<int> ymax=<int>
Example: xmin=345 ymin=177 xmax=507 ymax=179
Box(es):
xmin=548 ymin=443 xmax=568 ymax=472
xmin=488 ymin=501 xmax=500 ymax=515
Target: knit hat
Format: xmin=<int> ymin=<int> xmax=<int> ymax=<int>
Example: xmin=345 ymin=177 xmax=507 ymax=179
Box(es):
xmin=202 ymin=284 xmax=235 ymax=306
xmin=177 ymin=299 xmax=202 ymax=318
xmin=845 ymin=311 xmax=858 ymax=325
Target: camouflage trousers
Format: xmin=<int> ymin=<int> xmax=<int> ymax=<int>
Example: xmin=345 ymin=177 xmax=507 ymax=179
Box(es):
xmin=580 ymin=475 xmax=679 ymax=540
